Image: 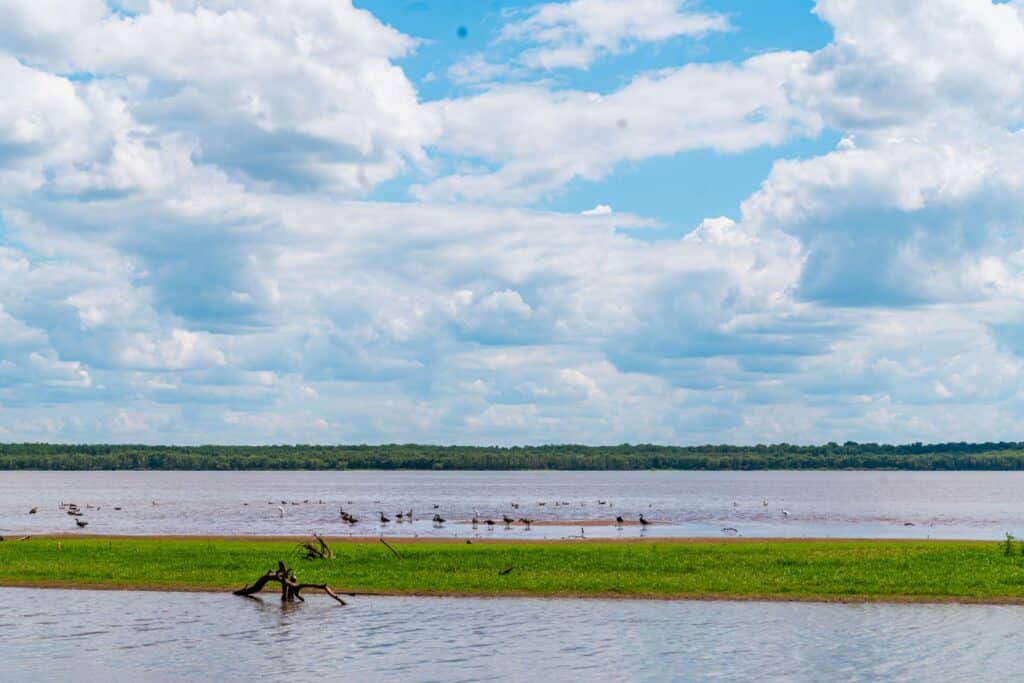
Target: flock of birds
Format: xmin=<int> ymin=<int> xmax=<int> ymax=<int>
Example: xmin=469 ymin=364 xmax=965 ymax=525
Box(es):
xmin=26 ymin=495 xmax=798 ymax=535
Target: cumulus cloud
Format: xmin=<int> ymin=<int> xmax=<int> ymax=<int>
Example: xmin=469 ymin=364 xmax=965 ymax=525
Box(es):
xmin=0 ymin=0 xmax=440 ymax=195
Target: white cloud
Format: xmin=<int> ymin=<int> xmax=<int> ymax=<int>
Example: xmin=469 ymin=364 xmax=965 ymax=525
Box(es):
xmin=501 ymin=0 xmax=730 ymax=70
xmin=417 ymin=52 xmax=819 ymax=202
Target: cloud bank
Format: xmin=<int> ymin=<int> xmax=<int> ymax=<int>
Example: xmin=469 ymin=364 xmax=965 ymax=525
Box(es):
xmin=1 ymin=0 xmax=1024 ymax=444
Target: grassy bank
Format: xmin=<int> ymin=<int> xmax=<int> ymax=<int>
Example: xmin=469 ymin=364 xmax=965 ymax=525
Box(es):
xmin=1 ymin=537 xmax=1023 ymax=603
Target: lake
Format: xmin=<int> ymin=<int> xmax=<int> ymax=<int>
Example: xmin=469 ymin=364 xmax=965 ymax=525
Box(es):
xmin=3 ymin=470 xmax=1024 ymax=539
xmin=1 ymin=587 xmax=1020 ymax=682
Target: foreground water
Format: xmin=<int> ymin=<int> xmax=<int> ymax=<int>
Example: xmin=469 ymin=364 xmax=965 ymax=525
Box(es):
xmin=3 ymin=470 xmax=1024 ymax=539
xmin=1 ymin=587 xmax=1021 ymax=682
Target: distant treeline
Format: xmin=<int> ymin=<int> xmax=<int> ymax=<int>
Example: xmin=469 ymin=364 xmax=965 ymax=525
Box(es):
xmin=5 ymin=442 xmax=1024 ymax=470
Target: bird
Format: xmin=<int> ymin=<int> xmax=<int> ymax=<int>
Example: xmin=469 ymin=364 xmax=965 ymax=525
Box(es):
xmin=502 ymin=514 xmax=514 ymax=527
xmin=511 ymin=502 xmax=519 ymax=509
xmin=380 ymin=512 xmax=390 ymax=524
xmin=472 ymin=509 xmax=480 ymax=527
xmin=432 ymin=513 xmax=446 ymax=525
xmin=762 ymin=498 xmax=768 ymax=506
xmin=113 ymin=507 xmax=122 ymax=511
xmin=519 ymin=518 xmax=533 ymax=529
xmin=616 ymin=515 xmax=625 ymax=526
xmin=75 ymin=519 xmax=88 ymax=528
xmin=277 ymin=506 xmax=285 ymax=518
xmin=485 ymin=519 xmax=496 ymax=529
xmin=721 ymin=527 xmax=739 ymax=533
xmin=396 ymin=511 xmax=405 ymax=522
xmin=29 ymin=507 xmax=37 ymax=514
xmin=639 ymin=514 xmax=651 ymax=526
xmin=781 ymin=509 xmax=791 ymax=518
xmin=406 ymin=509 xmax=413 ymax=520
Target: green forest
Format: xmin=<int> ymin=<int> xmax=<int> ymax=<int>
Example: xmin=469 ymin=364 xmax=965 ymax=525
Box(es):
xmin=4 ymin=441 xmax=1024 ymax=470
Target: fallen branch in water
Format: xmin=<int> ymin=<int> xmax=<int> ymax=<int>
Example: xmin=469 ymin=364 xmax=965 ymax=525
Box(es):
xmin=233 ymin=561 xmax=347 ymax=605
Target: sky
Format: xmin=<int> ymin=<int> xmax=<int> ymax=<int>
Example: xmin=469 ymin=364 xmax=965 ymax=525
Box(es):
xmin=2 ymin=0 xmax=1024 ymax=445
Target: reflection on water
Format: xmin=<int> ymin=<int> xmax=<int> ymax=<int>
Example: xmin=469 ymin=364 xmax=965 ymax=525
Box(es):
xmin=1 ymin=587 xmax=1021 ymax=682
xmin=3 ymin=470 xmax=1024 ymax=539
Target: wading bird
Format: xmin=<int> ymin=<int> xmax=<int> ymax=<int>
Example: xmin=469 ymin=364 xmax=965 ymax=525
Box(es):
xmin=781 ymin=509 xmax=791 ymax=518
xmin=75 ymin=519 xmax=88 ymax=528
xmin=616 ymin=515 xmax=624 ymax=526
xmin=380 ymin=512 xmax=390 ymax=524
xmin=639 ymin=514 xmax=651 ymax=526
xmin=502 ymin=514 xmax=514 ymax=527
xmin=277 ymin=506 xmax=285 ymax=518
xmin=29 ymin=507 xmax=37 ymax=514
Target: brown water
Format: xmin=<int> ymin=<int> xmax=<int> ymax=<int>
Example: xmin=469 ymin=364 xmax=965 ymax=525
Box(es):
xmin=2 ymin=470 xmax=1024 ymax=539
xmin=1 ymin=588 xmax=1022 ymax=682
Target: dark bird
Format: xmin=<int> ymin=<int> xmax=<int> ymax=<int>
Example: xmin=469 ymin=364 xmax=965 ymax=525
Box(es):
xmin=380 ymin=512 xmax=390 ymax=523
xmin=396 ymin=511 xmax=405 ymax=521
xmin=639 ymin=514 xmax=651 ymax=526
xmin=114 ymin=506 xmax=122 ymax=511
xmin=75 ymin=519 xmax=88 ymax=528
xmin=498 ymin=566 xmax=514 ymax=576
xmin=616 ymin=515 xmax=625 ymax=526
xmin=518 ymin=518 xmax=533 ymax=529
xmin=721 ymin=527 xmax=739 ymax=533
xmin=502 ymin=515 xmax=514 ymax=527
xmin=511 ymin=502 xmax=519 ymax=509
xmin=432 ymin=513 xmax=446 ymax=525
xmin=29 ymin=507 xmax=37 ymax=514
xmin=485 ymin=519 xmax=496 ymax=528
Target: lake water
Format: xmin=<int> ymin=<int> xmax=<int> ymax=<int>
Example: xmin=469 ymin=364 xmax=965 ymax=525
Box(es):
xmin=3 ymin=470 xmax=1024 ymax=539
xmin=1 ymin=587 xmax=1021 ymax=682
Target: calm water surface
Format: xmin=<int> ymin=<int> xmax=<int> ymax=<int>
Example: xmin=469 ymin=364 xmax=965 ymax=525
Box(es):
xmin=3 ymin=470 xmax=1024 ymax=539
xmin=1 ymin=588 xmax=1021 ymax=682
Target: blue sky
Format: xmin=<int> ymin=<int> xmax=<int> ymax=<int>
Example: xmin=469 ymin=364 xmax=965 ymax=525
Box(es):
xmin=2 ymin=0 xmax=1024 ymax=445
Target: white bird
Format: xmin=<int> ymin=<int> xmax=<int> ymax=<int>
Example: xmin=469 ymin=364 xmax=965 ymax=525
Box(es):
xmin=277 ymin=506 xmax=285 ymax=518
xmin=781 ymin=509 xmax=791 ymax=518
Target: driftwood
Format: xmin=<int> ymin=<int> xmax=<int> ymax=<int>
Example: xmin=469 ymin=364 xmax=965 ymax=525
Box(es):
xmin=296 ymin=533 xmax=335 ymax=560
xmin=233 ymin=561 xmax=347 ymax=605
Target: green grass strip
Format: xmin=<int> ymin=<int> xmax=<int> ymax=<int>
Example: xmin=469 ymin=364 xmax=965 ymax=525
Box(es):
xmin=2 ymin=538 xmax=1024 ymax=603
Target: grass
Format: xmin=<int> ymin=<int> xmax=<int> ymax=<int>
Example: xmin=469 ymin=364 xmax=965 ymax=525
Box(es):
xmin=2 ymin=537 xmax=1024 ymax=603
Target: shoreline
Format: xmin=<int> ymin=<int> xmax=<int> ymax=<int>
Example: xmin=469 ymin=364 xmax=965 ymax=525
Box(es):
xmin=10 ymin=532 xmax=992 ymax=544
xmin=3 ymin=580 xmax=1024 ymax=606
